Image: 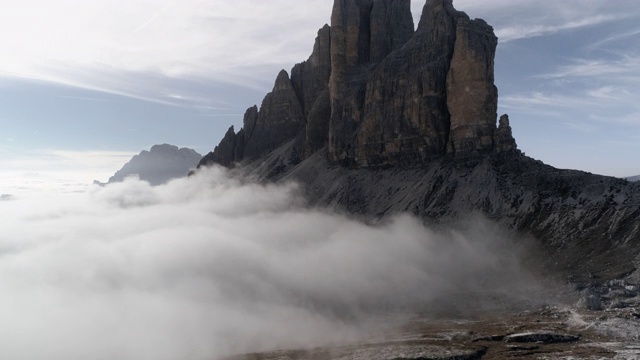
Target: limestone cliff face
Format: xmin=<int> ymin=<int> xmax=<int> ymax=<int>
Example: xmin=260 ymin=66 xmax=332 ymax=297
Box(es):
xmin=243 ymin=70 xmax=305 ymax=159
xmin=199 ymin=0 xmax=516 ymax=169
xmin=291 ymin=24 xmax=332 ymax=157
xmin=349 ymin=0 xmax=459 ymax=166
xmin=494 ymin=114 xmax=517 ymax=153
xmin=199 ymin=126 xmax=237 ymax=168
xmin=446 ymin=17 xmax=498 ymax=157
xmin=370 ymin=0 xmax=416 ymax=63
xmin=329 ymin=0 xmax=415 ymax=165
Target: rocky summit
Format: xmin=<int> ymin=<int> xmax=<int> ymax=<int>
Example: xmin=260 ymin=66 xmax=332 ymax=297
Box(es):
xmin=105 ymin=144 xmax=201 ymax=186
xmin=198 ymin=0 xmax=640 ymax=284
xmin=200 ymin=0 xmax=513 ymax=169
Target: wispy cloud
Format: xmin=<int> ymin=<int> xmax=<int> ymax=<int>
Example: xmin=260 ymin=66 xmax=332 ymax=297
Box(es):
xmin=56 ymin=95 xmax=112 ymax=102
xmin=0 ymin=0 xmax=637 ymax=107
xmin=496 ymin=15 xmax=619 ymax=43
xmin=564 ymin=121 xmax=601 ymax=134
xmin=586 ymin=27 xmax=640 ymax=51
xmin=444 ymin=1 xmax=640 ymax=45
xmin=501 ymin=92 xmax=595 ymax=110
xmin=538 ymin=56 xmax=640 ymax=81
xmin=0 ymin=0 xmax=332 ymax=105
xmin=130 ymin=2 xmax=176 ymax=35
xmin=589 ymin=112 xmax=640 ymax=126
xmin=502 ymin=88 xmax=640 ymax=126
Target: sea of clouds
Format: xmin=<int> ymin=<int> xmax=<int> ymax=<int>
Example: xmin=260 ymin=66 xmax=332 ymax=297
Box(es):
xmin=0 ymin=166 xmax=545 ymax=360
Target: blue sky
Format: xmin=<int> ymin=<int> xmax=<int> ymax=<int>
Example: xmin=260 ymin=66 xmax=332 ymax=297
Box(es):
xmin=1 ymin=0 xmax=640 ymax=193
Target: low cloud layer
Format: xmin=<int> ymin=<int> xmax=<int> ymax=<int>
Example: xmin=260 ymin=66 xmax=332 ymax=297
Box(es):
xmin=0 ymin=167 xmax=545 ymax=359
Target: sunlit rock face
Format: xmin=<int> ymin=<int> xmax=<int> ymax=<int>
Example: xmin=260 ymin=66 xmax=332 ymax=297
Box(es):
xmin=199 ymin=0 xmax=516 ymax=169
xmin=446 ymin=15 xmax=499 ymax=157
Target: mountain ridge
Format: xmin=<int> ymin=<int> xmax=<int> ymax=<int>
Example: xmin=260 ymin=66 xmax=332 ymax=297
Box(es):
xmin=197 ymin=0 xmax=640 ymax=283
xmin=199 ymin=0 xmax=518 ymax=170
xmin=103 ymin=144 xmax=201 ymax=186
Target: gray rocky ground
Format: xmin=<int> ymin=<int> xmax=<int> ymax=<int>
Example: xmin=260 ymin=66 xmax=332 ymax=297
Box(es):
xmin=223 ymin=301 xmax=640 ymax=359
xmin=234 ymin=142 xmax=640 ymax=285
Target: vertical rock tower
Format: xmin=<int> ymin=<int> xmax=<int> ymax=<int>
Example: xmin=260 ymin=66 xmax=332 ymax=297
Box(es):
xmin=199 ymin=0 xmax=516 ymax=169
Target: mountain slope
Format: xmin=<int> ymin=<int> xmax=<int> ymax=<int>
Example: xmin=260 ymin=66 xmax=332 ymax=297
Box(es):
xmin=237 ymin=142 xmax=639 ymax=282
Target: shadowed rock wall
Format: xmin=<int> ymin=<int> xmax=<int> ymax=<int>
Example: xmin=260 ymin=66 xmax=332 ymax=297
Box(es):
xmin=199 ymin=0 xmax=514 ymax=169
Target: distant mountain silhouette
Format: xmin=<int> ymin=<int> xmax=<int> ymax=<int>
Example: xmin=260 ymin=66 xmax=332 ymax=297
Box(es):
xmin=628 ymin=175 xmax=640 ymax=182
xmin=103 ymin=144 xmax=201 ymax=186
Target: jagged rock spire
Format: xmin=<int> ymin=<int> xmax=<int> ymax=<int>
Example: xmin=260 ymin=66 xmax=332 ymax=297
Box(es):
xmin=200 ymin=0 xmax=508 ymax=169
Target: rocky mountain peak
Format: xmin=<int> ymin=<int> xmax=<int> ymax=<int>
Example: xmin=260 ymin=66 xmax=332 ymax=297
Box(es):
xmin=199 ymin=0 xmax=512 ymax=169
xmin=195 ymin=0 xmax=640 ymax=285
xmin=274 ymin=70 xmax=293 ymax=91
xmin=105 ymin=144 xmax=202 ymax=186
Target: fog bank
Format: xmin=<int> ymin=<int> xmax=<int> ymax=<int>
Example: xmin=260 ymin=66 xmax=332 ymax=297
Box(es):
xmin=0 ymin=167 xmax=544 ymax=359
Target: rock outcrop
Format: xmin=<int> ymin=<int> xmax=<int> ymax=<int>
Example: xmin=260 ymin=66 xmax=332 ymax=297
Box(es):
xmin=291 ymin=24 xmax=332 ymax=157
xmin=242 ymin=70 xmax=305 ymax=159
xmin=105 ymin=144 xmax=201 ymax=186
xmin=446 ymin=16 xmax=498 ymax=156
xmin=199 ymin=0 xmax=513 ymax=169
xmin=199 ymin=126 xmax=237 ymax=168
xmin=494 ymin=114 xmax=517 ymax=153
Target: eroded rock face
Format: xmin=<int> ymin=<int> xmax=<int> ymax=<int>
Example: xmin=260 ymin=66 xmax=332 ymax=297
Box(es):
xmin=199 ymin=126 xmax=237 ymax=168
xmin=242 ymin=106 xmax=259 ymax=148
xmin=291 ymin=24 xmax=332 ymax=157
xmin=329 ymin=0 xmax=415 ymax=165
xmin=242 ymin=70 xmax=305 ymax=159
xmin=370 ymin=0 xmax=415 ymax=63
xmin=351 ymin=0 xmax=462 ymax=166
xmin=494 ymin=114 xmax=518 ymax=153
xmin=201 ymin=0 xmax=507 ymax=169
xmin=446 ymin=17 xmax=498 ymax=157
